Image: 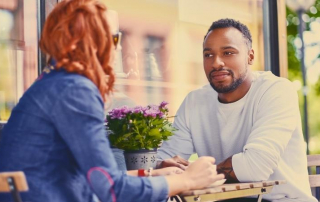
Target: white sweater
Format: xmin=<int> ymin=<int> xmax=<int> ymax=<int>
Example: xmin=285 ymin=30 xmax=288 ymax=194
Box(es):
xmin=158 ymin=71 xmax=316 ymax=202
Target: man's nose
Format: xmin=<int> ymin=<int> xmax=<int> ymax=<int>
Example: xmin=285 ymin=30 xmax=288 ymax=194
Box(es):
xmin=211 ymin=56 xmax=225 ymax=69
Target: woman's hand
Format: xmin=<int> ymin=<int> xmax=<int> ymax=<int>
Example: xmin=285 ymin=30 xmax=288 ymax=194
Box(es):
xmin=153 ymin=167 xmax=184 ymax=176
xmin=182 ymin=156 xmax=224 ymax=190
xmin=165 ymin=156 xmax=225 ymax=196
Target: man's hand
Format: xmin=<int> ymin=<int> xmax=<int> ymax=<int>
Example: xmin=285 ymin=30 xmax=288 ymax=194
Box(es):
xmin=158 ymin=155 xmax=189 ymax=170
xmin=217 ymin=156 xmax=239 ymax=183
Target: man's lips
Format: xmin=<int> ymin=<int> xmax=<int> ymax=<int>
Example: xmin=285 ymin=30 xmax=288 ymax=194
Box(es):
xmin=210 ymin=71 xmax=230 ymax=81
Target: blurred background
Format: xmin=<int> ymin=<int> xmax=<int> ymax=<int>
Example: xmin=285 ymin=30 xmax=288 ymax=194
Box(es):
xmin=0 ymin=0 xmax=319 ymax=154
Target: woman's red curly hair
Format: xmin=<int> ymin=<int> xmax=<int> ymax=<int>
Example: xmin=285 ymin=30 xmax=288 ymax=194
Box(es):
xmin=40 ymin=0 xmax=115 ymax=101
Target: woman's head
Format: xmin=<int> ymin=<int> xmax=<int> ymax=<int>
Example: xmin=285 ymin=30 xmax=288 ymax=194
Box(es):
xmin=40 ymin=0 xmax=115 ymax=101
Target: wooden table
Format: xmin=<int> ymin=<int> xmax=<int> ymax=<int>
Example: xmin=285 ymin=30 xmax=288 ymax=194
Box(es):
xmin=174 ymin=180 xmax=286 ymax=202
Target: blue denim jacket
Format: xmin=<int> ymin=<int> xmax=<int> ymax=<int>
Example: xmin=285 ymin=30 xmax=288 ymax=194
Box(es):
xmin=0 ymin=68 xmax=168 ymax=202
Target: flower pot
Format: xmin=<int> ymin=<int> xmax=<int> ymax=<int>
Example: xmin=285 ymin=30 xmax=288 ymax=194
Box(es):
xmin=124 ymin=149 xmax=157 ymax=170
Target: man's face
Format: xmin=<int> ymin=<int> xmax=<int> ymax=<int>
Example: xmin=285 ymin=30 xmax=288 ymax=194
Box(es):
xmin=203 ymin=27 xmax=254 ymax=93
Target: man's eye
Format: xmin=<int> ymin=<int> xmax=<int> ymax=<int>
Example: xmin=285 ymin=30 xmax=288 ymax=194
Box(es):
xmin=224 ymin=52 xmax=233 ymax=55
xmin=204 ymin=53 xmax=213 ymax=58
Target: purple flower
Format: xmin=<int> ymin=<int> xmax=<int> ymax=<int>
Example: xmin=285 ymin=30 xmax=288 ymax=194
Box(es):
xmin=132 ymin=106 xmax=146 ymax=114
xmin=148 ymin=104 xmax=159 ymax=111
xmin=121 ymin=106 xmax=132 ymax=114
xmin=108 ymin=105 xmax=131 ymax=119
xmin=159 ymin=101 xmax=168 ymax=108
xmin=158 ymin=112 xmax=165 ymax=118
xmin=144 ymin=109 xmax=158 ymax=118
xmin=107 ymin=101 xmax=170 ymax=120
xmin=144 ymin=105 xmax=163 ymax=118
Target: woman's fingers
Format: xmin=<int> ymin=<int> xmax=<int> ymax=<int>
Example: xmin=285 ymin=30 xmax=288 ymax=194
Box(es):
xmin=197 ymin=156 xmax=216 ymax=164
xmin=182 ymin=156 xmax=226 ymax=190
xmin=213 ymin=173 xmax=225 ymax=181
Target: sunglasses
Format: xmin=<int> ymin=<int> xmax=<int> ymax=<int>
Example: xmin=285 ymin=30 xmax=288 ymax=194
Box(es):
xmin=112 ymin=33 xmax=121 ymax=49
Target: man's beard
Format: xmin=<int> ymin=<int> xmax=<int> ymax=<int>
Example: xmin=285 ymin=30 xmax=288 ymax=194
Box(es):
xmin=209 ymin=68 xmax=247 ymax=93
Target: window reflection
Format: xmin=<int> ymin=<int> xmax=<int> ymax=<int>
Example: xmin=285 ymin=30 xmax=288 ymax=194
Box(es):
xmin=104 ymin=0 xmax=264 ymax=114
xmin=0 ymin=0 xmax=265 ymax=120
xmin=0 ymin=0 xmax=38 ymax=120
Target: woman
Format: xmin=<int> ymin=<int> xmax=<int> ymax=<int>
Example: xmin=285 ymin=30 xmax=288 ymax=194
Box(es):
xmin=0 ymin=0 xmax=224 ymax=202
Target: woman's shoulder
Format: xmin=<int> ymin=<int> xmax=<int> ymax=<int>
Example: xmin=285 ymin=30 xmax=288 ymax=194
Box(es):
xmin=26 ymin=69 xmax=100 ymax=106
xmin=41 ymin=69 xmax=98 ymax=91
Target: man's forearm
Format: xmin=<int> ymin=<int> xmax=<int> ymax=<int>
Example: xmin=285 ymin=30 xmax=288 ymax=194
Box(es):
xmin=217 ymin=156 xmax=239 ymax=183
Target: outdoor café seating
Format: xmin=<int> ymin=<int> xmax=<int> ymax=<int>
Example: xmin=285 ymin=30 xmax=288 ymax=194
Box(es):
xmin=0 ymin=171 xmax=28 ymax=202
xmin=308 ymin=154 xmax=320 ymax=201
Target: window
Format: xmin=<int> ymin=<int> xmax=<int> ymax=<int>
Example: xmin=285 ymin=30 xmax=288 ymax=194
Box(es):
xmin=0 ymin=0 xmax=38 ymax=120
xmin=0 ymin=0 xmax=287 ymax=120
xmin=104 ymin=0 xmax=269 ymax=114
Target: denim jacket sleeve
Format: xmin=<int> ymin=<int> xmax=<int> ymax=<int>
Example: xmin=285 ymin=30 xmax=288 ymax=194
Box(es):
xmin=50 ymin=80 xmax=168 ymax=202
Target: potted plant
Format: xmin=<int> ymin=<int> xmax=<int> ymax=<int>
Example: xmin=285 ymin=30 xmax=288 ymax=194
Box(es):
xmin=106 ymin=101 xmax=176 ymax=170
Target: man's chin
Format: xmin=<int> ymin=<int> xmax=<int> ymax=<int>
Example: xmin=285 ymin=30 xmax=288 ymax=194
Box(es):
xmin=210 ymin=83 xmax=233 ymax=93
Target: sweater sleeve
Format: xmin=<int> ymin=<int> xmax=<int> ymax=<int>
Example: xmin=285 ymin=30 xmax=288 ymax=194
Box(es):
xmin=232 ymin=80 xmax=300 ymax=182
xmin=50 ymin=81 xmax=168 ymax=202
xmin=157 ymin=95 xmax=195 ymax=161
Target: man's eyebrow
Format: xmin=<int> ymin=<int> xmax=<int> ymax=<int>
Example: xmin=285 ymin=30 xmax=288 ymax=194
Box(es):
xmin=221 ymin=46 xmax=238 ymax=50
xmin=203 ymin=46 xmax=238 ymax=52
xmin=203 ymin=48 xmax=211 ymax=52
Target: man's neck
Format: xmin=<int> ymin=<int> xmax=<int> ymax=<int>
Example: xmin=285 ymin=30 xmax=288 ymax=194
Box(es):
xmin=218 ymin=72 xmax=253 ymax=103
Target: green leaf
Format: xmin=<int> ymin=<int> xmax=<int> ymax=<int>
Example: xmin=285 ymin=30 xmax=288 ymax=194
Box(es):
xmin=152 ymin=119 xmax=163 ymax=125
xmin=122 ymin=133 xmax=133 ymax=138
xmin=135 ymin=135 xmax=142 ymax=140
xmin=162 ymin=130 xmax=172 ymax=137
xmin=149 ymin=128 xmax=161 ymax=136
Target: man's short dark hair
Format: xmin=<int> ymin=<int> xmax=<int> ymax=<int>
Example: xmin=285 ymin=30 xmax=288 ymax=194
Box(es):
xmin=204 ymin=18 xmax=252 ymax=48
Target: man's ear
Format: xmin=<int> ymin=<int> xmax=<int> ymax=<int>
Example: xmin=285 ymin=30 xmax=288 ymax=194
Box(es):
xmin=248 ymin=49 xmax=254 ymax=65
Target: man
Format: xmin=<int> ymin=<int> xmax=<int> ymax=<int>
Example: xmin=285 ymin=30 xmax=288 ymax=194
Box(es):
xmin=157 ymin=18 xmax=316 ymax=202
